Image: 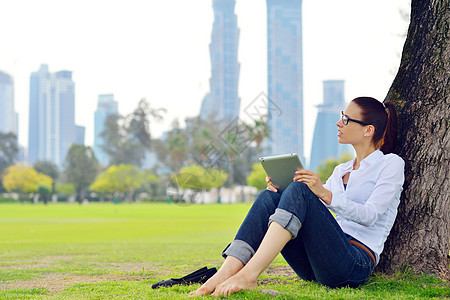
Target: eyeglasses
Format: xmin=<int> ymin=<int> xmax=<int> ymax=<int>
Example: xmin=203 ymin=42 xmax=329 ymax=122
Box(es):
xmin=340 ymin=111 xmax=371 ymax=126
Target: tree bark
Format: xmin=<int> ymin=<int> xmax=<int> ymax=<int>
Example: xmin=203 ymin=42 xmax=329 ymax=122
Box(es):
xmin=378 ymin=0 xmax=450 ymax=278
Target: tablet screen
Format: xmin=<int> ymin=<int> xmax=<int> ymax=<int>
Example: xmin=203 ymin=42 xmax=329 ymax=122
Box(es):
xmin=259 ymin=153 xmax=304 ymax=193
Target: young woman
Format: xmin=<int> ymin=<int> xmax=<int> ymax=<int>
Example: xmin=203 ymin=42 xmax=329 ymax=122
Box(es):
xmin=190 ymin=97 xmax=405 ymax=297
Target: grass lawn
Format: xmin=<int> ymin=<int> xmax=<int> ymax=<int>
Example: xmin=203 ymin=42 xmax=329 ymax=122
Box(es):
xmin=0 ymin=202 xmax=448 ymax=299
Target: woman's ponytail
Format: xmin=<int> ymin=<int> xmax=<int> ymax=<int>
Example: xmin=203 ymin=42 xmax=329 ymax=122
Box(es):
xmin=352 ymin=97 xmax=399 ymax=154
xmin=380 ymin=102 xmax=398 ymax=154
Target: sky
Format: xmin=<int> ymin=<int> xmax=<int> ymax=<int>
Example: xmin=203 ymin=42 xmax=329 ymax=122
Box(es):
xmin=0 ymin=0 xmax=410 ymax=162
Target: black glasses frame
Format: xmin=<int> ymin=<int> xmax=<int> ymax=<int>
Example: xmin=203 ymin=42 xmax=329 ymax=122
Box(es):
xmin=340 ymin=111 xmax=371 ymax=126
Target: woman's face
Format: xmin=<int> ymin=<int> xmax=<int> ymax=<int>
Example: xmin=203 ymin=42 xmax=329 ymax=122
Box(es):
xmin=336 ymin=102 xmax=369 ymax=145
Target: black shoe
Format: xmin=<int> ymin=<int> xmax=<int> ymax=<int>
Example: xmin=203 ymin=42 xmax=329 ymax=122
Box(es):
xmin=151 ymin=266 xmax=217 ymax=289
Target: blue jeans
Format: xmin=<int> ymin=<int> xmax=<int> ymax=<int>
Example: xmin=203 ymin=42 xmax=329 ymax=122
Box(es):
xmin=222 ymin=182 xmax=375 ymax=288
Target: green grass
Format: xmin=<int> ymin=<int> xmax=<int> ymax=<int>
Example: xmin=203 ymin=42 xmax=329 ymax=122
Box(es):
xmin=0 ymin=203 xmax=448 ymax=299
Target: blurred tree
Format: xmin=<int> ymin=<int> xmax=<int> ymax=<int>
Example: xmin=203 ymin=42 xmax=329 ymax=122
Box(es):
xmin=246 ymin=163 xmax=267 ymax=192
xmin=90 ymin=164 xmax=158 ymax=202
xmin=247 ymin=119 xmax=270 ymax=154
xmin=0 ymin=132 xmax=18 ymax=170
xmin=101 ymin=99 xmax=166 ymax=167
xmin=316 ymin=153 xmax=353 ymax=183
xmin=55 ymin=183 xmax=75 ymax=202
xmin=185 ymin=117 xmax=217 ymax=164
xmin=100 ymin=114 xmax=142 ymax=166
xmin=172 ymin=164 xmax=227 ymax=192
xmin=37 ymin=185 xmax=51 ymax=204
xmin=0 ymin=132 xmax=18 ymax=190
xmin=64 ymin=144 xmax=100 ymax=204
xmin=128 ymin=98 xmax=165 ymax=146
xmin=221 ymin=131 xmax=239 ymax=187
xmin=167 ymin=133 xmax=188 ymax=171
xmin=2 ymin=164 xmax=52 ymax=201
xmin=34 ymin=160 xmax=59 ymax=192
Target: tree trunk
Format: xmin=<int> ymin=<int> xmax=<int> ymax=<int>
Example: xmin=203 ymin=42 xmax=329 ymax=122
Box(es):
xmin=378 ymin=0 xmax=450 ymax=278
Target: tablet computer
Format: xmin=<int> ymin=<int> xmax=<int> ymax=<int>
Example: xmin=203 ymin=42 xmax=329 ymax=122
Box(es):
xmin=259 ymin=153 xmax=304 ymax=193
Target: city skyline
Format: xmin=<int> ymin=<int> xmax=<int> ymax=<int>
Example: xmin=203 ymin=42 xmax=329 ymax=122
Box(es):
xmin=0 ymin=0 xmax=410 ymax=162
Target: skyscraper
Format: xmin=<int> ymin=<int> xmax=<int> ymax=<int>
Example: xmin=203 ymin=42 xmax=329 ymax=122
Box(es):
xmin=0 ymin=71 xmax=17 ymax=135
xmin=75 ymin=125 xmax=86 ymax=145
xmin=28 ymin=64 xmax=76 ymax=168
xmin=266 ymin=0 xmax=304 ymax=161
xmin=309 ymin=80 xmax=352 ymax=172
xmin=199 ymin=0 xmax=241 ymax=123
xmin=93 ymin=94 xmax=118 ymax=166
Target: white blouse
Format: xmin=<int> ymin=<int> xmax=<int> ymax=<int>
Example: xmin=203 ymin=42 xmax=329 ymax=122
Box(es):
xmin=322 ymin=149 xmax=405 ymax=264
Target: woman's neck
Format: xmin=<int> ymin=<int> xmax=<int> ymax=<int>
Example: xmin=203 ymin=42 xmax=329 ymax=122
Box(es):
xmin=353 ymin=143 xmax=377 ymax=170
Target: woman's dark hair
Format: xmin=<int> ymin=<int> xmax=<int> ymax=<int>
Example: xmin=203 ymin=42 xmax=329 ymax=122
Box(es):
xmin=351 ymin=97 xmax=398 ymax=154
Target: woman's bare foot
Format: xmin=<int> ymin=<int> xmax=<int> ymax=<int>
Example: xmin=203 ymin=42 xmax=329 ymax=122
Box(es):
xmin=210 ymin=269 xmax=257 ymax=297
xmin=189 ymin=257 xmax=244 ymax=297
xmin=188 ymin=270 xmax=233 ymax=297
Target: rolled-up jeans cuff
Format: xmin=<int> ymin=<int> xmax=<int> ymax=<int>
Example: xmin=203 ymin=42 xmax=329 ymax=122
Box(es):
xmin=222 ymin=239 xmax=255 ymax=265
xmin=268 ymin=208 xmax=302 ymax=239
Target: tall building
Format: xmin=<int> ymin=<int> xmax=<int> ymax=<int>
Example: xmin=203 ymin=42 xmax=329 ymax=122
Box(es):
xmin=0 ymin=71 xmax=17 ymax=135
xmin=28 ymin=64 xmax=77 ymax=169
xmin=75 ymin=125 xmax=85 ymax=145
xmin=309 ymin=80 xmax=352 ymax=172
xmin=93 ymin=94 xmax=118 ymax=166
xmin=266 ymin=0 xmax=304 ymax=161
xmin=199 ymin=0 xmax=241 ymax=123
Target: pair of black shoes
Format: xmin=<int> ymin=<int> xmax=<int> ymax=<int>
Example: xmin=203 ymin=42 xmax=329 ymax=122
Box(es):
xmin=151 ymin=266 xmax=217 ymax=289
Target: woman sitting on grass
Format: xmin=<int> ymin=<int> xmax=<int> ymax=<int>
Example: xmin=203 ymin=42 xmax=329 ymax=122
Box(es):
xmin=190 ymin=97 xmax=405 ymax=297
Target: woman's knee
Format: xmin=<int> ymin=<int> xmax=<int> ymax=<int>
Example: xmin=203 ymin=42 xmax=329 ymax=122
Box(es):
xmin=278 ymin=182 xmax=319 ymax=211
xmin=254 ymin=189 xmax=280 ymax=208
xmin=285 ymin=182 xmax=316 ymax=198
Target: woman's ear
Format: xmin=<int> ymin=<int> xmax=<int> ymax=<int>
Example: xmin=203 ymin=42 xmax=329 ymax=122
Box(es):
xmin=364 ymin=125 xmax=375 ymax=137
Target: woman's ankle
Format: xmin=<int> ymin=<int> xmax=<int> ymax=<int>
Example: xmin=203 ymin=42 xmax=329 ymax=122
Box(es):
xmin=219 ymin=256 xmax=245 ymax=276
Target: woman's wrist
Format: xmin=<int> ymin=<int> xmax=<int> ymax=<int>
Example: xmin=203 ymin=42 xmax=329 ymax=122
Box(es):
xmin=318 ymin=188 xmax=332 ymax=205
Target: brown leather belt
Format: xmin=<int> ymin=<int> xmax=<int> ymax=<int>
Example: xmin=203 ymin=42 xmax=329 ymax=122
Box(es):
xmin=349 ymin=240 xmax=376 ymax=265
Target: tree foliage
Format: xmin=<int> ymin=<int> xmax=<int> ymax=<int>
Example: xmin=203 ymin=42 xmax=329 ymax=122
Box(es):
xmin=33 ymin=160 xmax=59 ymax=181
xmin=55 ymin=183 xmax=75 ymax=197
xmin=90 ymin=164 xmax=158 ymax=201
xmin=171 ymin=164 xmax=227 ymax=191
xmin=0 ymin=132 xmax=18 ymax=174
xmin=64 ymin=144 xmax=100 ymax=203
xmin=316 ymin=153 xmax=354 ymax=183
xmin=246 ymin=119 xmax=270 ymax=154
xmin=34 ymin=160 xmax=59 ymax=193
xmin=37 ymin=185 xmax=51 ymax=204
xmin=100 ymin=98 xmax=166 ymax=167
xmin=166 ymin=125 xmax=188 ymax=171
xmin=2 ymin=164 xmax=52 ymax=194
xmin=246 ymin=163 xmax=267 ymax=192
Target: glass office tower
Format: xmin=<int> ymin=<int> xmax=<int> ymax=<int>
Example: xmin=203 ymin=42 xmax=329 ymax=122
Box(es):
xmin=28 ymin=64 xmax=76 ymax=168
xmin=93 ymin=94 xmax=118 ymax=166
xmin=200 ymin=0 xmax=241 ymax=123
xmin=0 ymin=71 xmax=16 ymax=135
xmin=309 ymin=80 xmax=352 ymax=172
xmin=266 ymin=0 xmax=304 ymax=161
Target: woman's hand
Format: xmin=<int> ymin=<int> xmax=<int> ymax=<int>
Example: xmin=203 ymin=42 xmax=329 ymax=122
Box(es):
xmin=293 ymin=169 xmax=332 ymax=205
xmin=265 ymin=176 xmax=278 ymax=193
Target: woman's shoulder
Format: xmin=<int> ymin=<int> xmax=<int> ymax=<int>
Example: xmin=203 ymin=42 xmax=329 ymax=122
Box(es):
xmin=382 ymin=153 xmax=405 ymax=166
xmin=380 ymin=153 xmax=405 ymax=176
